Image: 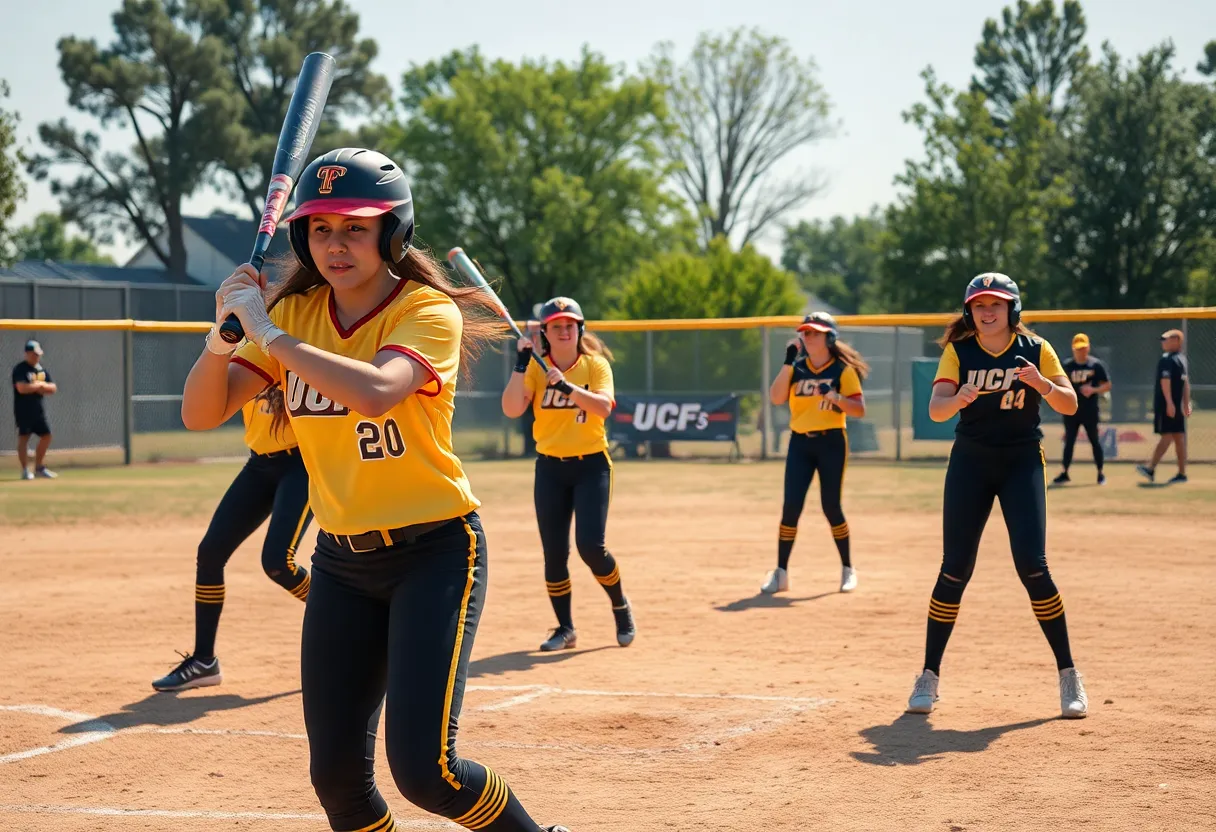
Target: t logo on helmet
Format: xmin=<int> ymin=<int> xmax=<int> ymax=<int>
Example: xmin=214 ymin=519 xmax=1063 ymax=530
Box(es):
xmin=982 ymin=275 xmax=994 ymax=288
xmin=317 ymin=165 xmax=347 ymax=194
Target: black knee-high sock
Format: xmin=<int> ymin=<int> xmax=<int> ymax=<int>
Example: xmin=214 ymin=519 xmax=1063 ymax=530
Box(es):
xmin=777 ymin=524 xmax=797 ymax=569
xmin=830 ymin=520 xmax=851 ymax=568
xmin=1024 ymin=571 xmax=1074 ymax=670
xmin=194 ymin=583 xmax=225 ymax=660
xmin=546 ymin=578 xmax=573 ymax=629
xmin=924 ymin=574 xmax=965 ymax=675
xmin=277 ymin=547 xmax=311 ymax=602
xmin=593 ymin=553 xmax=627 ymax=607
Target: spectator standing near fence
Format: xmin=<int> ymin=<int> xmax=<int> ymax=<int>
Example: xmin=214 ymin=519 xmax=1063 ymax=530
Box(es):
xmin=1137 ymin=329 xmax=1191 ymax=485
xmin=1053 ymin=333 xmax=1111 ymax=486
xmin=11 ymin=340 xmax=57 ymax=480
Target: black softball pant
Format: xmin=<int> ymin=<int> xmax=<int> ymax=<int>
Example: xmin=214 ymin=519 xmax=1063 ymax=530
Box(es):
xmin=303 ymin=513 xmax=542 ymax=831
xmin=777 ymin=429 xmax=850 ymax=569
xmin=922 ymin=438 xmax=1074 ymax=673
xmin=1062 ymin=411 xmax=1103 ymax=470
xmin=194 ymin=449 xmax=312 ymax=657
xmin=534 ymin=452 xmax=625 ymax=627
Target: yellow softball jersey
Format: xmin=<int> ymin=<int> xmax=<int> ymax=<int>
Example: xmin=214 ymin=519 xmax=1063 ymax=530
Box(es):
xmin=233 ymin=279 xmax=479 ymax=535
xmin=788 ymin=358 xmax=863 ymax=433
xmin=525 ymin=354 xmax=615 ymax=457
xmin=240 ymin=396 xmax=297 ymax=455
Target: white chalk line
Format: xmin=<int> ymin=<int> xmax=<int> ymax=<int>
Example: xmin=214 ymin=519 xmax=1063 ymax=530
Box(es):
xmin=0 ymin=705 xmax=116 ymax=764
xmin=0 ymin=804 xmax=455 ymax=827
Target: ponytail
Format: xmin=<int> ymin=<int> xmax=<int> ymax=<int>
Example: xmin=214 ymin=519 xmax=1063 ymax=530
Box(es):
xmin=830 ymin=339 xmax=870 ymax=380
xmin=578 ymin=330 xmax=614 ymax=362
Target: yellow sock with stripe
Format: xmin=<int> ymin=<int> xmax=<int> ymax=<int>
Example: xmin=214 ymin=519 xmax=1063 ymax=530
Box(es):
xmin=1023 ymin=570 xmax=1075 ymax=670
xmin=830 ymin=519 xmax=851 ymax=568
xmin=593 ymin=555 xmax=626 ymax=607
xmin=545 ymin=576 xmax=573 ymax=629
xmin=777 ymin=523 xmax=797 ymax=569
xmin=923 ymin=573 xmax=965 ymax=675
xmin=193 ymin=583 xmax=225 ymax=661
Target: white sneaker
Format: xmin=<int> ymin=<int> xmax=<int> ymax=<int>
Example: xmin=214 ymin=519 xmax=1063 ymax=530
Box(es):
xmin=839 ymin=566 xmax=857 ymax=593
xmin=1059 ymin=667 xmax=1088 ymax=719
xmin=906 ymin=669 xmax=939 ymax=714
xmin=760 ymin=567 xmax=789 ymax=595
xmin=20 ymin=469 xmax=34 ymax=481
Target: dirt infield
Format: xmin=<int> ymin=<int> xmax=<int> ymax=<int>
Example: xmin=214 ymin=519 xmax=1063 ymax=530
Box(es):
xmin=2 ymin=461 xmax=1214 ymax=831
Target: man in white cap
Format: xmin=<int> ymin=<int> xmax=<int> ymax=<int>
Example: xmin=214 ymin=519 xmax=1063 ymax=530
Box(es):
xmin=11 ymin=340 xmax=58 ymax=479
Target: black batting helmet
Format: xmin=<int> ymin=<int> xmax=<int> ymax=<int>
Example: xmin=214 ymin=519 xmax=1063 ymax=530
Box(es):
xmin=283 ymin=148 xmax=414 ymax=272
xmin=537 ymin=296 xmax=585 ymax=354
xmin=797 ymin=311 xmax=838 ymax=348
xmin=962 ymin=272 xmax=1021 ymax=329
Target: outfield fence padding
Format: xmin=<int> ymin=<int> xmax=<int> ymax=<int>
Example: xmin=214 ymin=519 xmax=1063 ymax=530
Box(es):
xmin=2 ymin=308 xmax=1214 ymax=465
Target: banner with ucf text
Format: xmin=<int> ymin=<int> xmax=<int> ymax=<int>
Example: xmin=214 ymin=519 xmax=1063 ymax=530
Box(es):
xmin=609 ymin=395 xmax=739 ymax=442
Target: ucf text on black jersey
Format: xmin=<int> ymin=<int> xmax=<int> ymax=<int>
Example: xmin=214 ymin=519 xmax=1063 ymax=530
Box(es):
xmin=934 ymin=333 xmax=1066 ymax=447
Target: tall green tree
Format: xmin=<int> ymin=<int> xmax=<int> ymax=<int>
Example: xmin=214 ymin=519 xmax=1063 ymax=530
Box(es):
xmin=0 ymin=81 xmax=26 ymax=266
xmin=644 ymin=28 xmax=834 ymax=248
xmin=1200 ymin=41 xmax=1216 ymax=78
xmin=189 ymin=0 xmax=390 ymax=219
xmin=781 ymin=210 xmax=885 ymax=314
xmin=1049 ymin=44 xmax=1216 ymax=308
xmin=971 ymin=0 xmax=1089 ymax=124
xmin=607 ymin=238 xmax=803 ymax=398
xmin=9 ymin=212 xmax=114 ymax=264
xmin=878 ymin=71 xmax=1070 ymax=312
xmin=29 ymin=0 xmax=243 ymax=277
xmin=389 ymin=47 xmax=688 ymax=316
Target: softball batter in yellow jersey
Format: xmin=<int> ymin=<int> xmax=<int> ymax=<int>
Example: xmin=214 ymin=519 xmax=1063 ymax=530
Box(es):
xmin=181 ymin=147 xmax=569 ymax=832
xmin=763 ymin=312 xmax=869 ymax=596
xmin=151 ymin=389 xmax=312 ymax=693
xmin=501 ymin=296 xmax=635 ymax=653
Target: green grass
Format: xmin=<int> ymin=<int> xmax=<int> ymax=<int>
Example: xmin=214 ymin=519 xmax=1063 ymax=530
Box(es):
xmin=3 ymin=456 xmax=1212 ymax=526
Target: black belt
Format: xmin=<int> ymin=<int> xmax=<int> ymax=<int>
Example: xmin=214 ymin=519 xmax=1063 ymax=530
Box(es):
xmin=253 ymin=446 xmax=299 ymax=459
xmin=538 ymin=451 xmax=602 ymax=462
xmin=793 ymin=428 xmax=842 ymax=438
xmin=320 ymin=518 xmax=456 ymax=553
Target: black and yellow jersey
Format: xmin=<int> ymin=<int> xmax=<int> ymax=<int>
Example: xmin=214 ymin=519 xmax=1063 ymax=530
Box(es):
xmin=788 ymin=358 xmax=863 ymax=433
xmin=934 ymin=333 xmax=1065 ymax=447
xmin=524 ymin=354 xmax=614 ymax=457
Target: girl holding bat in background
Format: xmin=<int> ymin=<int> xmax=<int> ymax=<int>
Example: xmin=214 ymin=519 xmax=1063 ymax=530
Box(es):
xmin=182 ymin=147 xmax=569 ymax=832
xmin=763 ymin=312 xmax=868 ymax=596
xmin=907 ymin=272 xmax=1088 ymax=719
xmin=500 ymin=297 xmax=636 ymax=653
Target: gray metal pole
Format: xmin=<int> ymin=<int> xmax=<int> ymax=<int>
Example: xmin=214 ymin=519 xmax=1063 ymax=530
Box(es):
xmin=760 ymin=326 xmax=770 ymax=460
xmin=123 ymin=329 xmax=134 ymax=465
xmin=31 ymin=281 xmax=39 ymax=318
xmin=893 ymin=326 xmax=903 ymax=462
xmin=174 ymin=285 xmax=182 ymax=321
xmin=645 ymin=329 xmax=654 ymax=460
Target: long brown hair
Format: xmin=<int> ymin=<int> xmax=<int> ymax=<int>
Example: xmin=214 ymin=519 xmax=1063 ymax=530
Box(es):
xmin=578 ymin=330 xmax=614 ymax=362
xmin=254 ymin=384 xmax=290 ymax=439
xmin=830 ymin=339 xmax=870 ymax=380
xmin=937 ymin=315 xmax=1038 ymax=347
xmin=259 ymin=242 xmax=504 ymax=424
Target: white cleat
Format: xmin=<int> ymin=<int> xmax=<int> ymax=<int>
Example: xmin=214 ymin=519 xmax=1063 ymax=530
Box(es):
xmin=760 ymin=567 xmax=789 ymax=595
xmin=839 ymin=566 xmax=858 ymax=593
xmin=1059 ymin=667 xmax=1088 ymax=719
xmin=906 ymin=669 xmax=939 ymax=714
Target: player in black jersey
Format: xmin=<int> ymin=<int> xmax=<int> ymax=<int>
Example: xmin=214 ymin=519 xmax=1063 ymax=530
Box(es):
xmin=1053 ymin=333 xmax=1111 ymax=486
xmin=906 ymin=273 xmax=1089 ymax=719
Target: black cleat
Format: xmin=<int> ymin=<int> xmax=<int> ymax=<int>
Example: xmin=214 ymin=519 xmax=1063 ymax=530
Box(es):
xmin=539 ymin=626 xmax=577 ymax=652
xmin=1167 ymin=473 xmax=1188 ymax=484
xmin=152 ymin=653 xmax=222 ymax=692
xmin=1136 ymin=464 xmax=1155 ymax=482
xmin=542 ymin=826 xmax=572 ymax=831
xmin=1052 ymin=472 xmax=1070 ymax=485
xmin=613 ymin=600 xmax=636 ymax=647
xmin=1097 ymin=472 xmax=1106 ymax=485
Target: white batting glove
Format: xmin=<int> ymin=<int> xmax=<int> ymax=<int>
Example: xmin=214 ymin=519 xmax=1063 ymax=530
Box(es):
xmin=220 ymin=283 xmax=285 ymax=354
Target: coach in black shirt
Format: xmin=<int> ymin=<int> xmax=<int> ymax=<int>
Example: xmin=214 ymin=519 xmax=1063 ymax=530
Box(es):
xmin=1137 ymin=329 xmax=1191 ymax=485
xmin=1053 ymin=333 xmax=1111 ymax=486
xmin=11 ymin=340 xmax=58 ymax=480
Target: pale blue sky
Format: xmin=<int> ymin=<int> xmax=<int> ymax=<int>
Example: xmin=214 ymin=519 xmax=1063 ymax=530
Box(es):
xmin=4 ymin=0 xmax=1213 ymax=262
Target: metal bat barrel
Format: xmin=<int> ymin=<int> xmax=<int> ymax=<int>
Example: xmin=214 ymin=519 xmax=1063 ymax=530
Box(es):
xmin=447 ymin=248 xmax=548 ymax=371
xmin=218 ymin=52 xmax=336 ymax=345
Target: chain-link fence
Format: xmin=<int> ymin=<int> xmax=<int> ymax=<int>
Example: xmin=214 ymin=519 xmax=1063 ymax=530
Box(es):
xmin=2 ymin=313 xmax=1213 ymax=466
xmin=0 ymin=276 xmax=216 ymax=322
